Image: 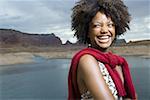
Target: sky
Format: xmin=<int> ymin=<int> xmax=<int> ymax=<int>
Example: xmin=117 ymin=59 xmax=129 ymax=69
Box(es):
xmin=0 ymin=0 xmax=149 ymax=43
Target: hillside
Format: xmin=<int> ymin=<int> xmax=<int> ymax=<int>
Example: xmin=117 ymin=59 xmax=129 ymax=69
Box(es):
xmin=1 ymin=29 xmax=149 ymax=48
xmin=0 ymin=29 xmax=62 ymax=47
xmin=127 ymin=40 xmax=150 ymax=46
xmin=0 ymin=28 xmax=149 ymax=54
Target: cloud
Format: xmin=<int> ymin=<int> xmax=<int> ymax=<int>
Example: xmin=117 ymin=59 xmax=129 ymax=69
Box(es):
xmin=125 ymin=0 xmax=149 ymax=18
xmin=46 ymin=24 xmax=77 ymax=44
xmin=124 ymin=15 xmax=150 ymax=42
xmin=120 ymin=0 xmax=150 ymax=42
xmin=0 ymin=0 xmax=149 ymax=43
xmin=0 ymin=0 xmax=73 ymax=32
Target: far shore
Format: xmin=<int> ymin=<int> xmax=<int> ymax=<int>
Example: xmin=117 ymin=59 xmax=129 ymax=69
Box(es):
xmin=0 ymin=45 xmax=149 ymax=65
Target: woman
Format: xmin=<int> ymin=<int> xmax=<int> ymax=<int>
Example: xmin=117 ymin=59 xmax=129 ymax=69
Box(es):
xmin=68 ymin=0 xmax=137 ymax=100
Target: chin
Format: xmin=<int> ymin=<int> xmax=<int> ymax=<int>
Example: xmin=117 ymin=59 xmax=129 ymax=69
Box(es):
xmin=99 ymin=44 xmax=110 ymax=49
xmin=97 ymin=41 xmax=112 ymax=49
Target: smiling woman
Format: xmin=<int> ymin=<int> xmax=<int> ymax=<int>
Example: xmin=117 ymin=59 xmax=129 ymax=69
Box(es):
xmin=68 ymin=0 xmax=137 ymax=100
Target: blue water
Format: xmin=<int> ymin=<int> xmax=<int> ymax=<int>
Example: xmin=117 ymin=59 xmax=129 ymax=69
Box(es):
xmin=0 ymin=56 xmax=149 ymax=100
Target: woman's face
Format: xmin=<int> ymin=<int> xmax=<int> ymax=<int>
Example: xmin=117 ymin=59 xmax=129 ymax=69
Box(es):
xmin=88 ymin=11 xmax=116 ymax=50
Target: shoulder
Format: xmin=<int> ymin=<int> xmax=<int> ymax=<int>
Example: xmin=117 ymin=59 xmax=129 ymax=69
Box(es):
xmin=72 ymin=47 xmax=98 ymax=63
xmin=78 ymin=54 xmax=101 ymax=79
xmin=79 ymin=54 xmax=97 ymax=63
xmin=79 ymin=54 xmax=98 ymax=68
xmin=72 ymin=48 xmax=101 ymax=75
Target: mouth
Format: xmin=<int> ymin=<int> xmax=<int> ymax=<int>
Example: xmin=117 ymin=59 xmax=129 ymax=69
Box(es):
xmin=97 ymin=35 xmax=112 ymax=43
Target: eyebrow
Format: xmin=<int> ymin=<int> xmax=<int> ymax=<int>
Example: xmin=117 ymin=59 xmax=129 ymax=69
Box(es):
xmin=92 ymin=21 xmax=114 ymax=24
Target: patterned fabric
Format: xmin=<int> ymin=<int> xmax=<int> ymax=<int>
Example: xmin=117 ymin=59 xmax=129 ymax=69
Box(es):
xmin=98 ymin=62 xmax=119 ymax=99
xmin=81 ymin=62 xmax=123 ymax=100
xmin=81 ymin=91 xmax=93 ymax=100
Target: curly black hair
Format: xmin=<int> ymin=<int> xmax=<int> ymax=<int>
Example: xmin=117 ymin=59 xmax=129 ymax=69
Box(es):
xmin=71 ymin=0 xmax=131 ymax=44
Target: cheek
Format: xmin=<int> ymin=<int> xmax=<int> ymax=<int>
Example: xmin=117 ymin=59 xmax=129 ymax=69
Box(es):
xmin=89 ymin=28 xmax=100 ymax=36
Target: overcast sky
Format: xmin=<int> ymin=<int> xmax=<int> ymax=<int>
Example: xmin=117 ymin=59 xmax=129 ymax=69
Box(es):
xmin=0 ymin=0 xmax=149 ymax=43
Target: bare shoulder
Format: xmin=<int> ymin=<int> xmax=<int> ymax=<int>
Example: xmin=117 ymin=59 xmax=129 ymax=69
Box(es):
xmin=78 ymin=54 xmax=99 ymax=74
xmin=79 ymin=54 xmax=97 ymax=65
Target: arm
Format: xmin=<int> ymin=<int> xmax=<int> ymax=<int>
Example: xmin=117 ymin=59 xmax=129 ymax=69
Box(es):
xmin=78 ymin=54 xmax=115 ymax=100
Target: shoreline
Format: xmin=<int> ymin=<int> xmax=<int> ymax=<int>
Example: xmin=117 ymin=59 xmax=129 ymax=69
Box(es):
xmin=0 ymin=46 xmax=149 ymax=65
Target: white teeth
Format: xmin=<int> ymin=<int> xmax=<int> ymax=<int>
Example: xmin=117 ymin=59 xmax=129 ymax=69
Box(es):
xmin=97 ymin=35 xmax=111 ymax=43
xmin=100 ymin=36 xmax=109 ymax=39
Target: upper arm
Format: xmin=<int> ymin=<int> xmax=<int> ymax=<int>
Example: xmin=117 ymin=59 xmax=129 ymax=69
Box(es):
xmin=78 ymin=54 xmax=115 ymax=100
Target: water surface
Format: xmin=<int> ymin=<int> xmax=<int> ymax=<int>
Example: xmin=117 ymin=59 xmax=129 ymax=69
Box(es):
xmin=0 ymin=56 xmax=149 ymax=100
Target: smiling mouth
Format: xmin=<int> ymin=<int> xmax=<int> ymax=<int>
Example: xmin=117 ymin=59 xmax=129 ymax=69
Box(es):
xmin=97 ymin=35 xmax=111 ymax=43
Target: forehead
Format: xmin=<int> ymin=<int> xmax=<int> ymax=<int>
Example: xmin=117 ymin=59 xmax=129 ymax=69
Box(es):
xmin=91 ymin=11 xmax=112 ymax=23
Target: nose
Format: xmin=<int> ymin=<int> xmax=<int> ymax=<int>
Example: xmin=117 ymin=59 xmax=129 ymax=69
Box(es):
xmin=101 ymin=25 xmax=108 ymax=33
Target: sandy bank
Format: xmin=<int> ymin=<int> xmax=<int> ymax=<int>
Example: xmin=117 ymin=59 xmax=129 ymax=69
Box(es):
xmin=0 ymin=51 xmax=76 ymax=66
xmin=0 ymin=52 xmax=34 ymax=65
xmin=0 ymin=45 xmax=149 ymax=65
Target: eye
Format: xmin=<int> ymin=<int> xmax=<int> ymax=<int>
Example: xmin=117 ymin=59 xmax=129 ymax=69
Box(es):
xmin=107 ymin=23 xmax=114 ymax=28
xmin=93 ymin=23 xmax=101 ymax=28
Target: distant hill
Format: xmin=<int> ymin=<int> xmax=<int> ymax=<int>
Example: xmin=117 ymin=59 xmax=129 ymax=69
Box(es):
xmin=0 ymin=29 xmax=62 ymax=47
xmin=127 ymin=40 xmax=150 ymax=46
xmin=112 ymin=39 xmax=127 ymax=46
xmin=0 ymin=29 xmax=149 ymax=48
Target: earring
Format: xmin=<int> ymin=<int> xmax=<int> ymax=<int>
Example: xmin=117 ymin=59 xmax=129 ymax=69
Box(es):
xmin=88 ymin=43 xmax=91 ymax=47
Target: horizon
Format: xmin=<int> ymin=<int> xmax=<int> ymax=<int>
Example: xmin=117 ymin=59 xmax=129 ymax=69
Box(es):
xmin=1 ymin=28 xmax=149 ymax=44
xmin=0 ymin=0 xmax=149 ymax=43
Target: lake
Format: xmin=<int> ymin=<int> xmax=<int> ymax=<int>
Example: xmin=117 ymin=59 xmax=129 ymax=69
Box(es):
xmin=0 ymin=56 xmax=149 ymax=100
